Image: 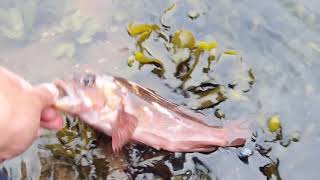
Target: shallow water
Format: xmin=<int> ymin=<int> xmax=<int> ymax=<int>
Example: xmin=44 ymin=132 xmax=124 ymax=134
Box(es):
xmin=0 ymin=0 xmax=319 ymax=179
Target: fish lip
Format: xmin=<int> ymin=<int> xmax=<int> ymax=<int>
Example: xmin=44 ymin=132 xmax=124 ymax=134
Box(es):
xmin=53 ymin=79 xmax=80 ymax=110
xmin=54 ymin=79 xmax=69 ymax=99
xmin=53 ymin=78 xmax=95 ymax=113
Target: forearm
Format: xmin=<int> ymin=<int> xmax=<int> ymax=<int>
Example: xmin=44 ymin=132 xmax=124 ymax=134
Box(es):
xmin=0 ymin=68 xmax=10 ymax=127
xmin=0 ymin=93 xmax=8 ymax=125
xmin=0 ymin=67 xmax=15 ymax=150
xmin=0 ymin=66 xmax=62 ymax=161
xmin=0 ymin=88 xmax=11 ymax=152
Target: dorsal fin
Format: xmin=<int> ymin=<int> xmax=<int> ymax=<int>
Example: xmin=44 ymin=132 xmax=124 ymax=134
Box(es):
xmin=113 ymin=77 xmax=210 ymax=126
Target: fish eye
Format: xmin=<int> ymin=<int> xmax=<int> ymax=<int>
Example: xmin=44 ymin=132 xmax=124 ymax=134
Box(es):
xmin=80 ymin=73 xmax=96 ymax=86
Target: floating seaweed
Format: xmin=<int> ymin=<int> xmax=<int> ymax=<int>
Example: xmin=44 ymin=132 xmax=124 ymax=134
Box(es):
xmin=127 ymin=3 xmax=256 ymax=112
xmin=160 ymin=3 xmax=176 ymax=29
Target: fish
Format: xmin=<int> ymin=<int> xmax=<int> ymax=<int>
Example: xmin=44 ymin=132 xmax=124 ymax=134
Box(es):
xmin=53 ymin=73 xmax=252 ymax=153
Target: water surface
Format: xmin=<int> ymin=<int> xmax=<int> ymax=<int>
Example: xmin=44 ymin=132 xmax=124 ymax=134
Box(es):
xmin=0 ymin=0 xmax=319 ymax=179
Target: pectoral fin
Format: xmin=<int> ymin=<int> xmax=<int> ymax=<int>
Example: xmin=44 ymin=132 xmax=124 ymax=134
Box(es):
xmin=229 ymin=138 xmax=246 ymax=147
xmin=111 ymin=105 xmax=138 ymax=153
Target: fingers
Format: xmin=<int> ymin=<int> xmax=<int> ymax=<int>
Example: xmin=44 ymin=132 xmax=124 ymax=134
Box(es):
xmin=41 ymin=107 xmax=58 ymax=121
xmin=34 ymin=83 xmax=59 ymax=107
xmin=40 ymin=107 xmax=64 ymax=130
xmin=34 ymin=83 xmax=64 ymax=130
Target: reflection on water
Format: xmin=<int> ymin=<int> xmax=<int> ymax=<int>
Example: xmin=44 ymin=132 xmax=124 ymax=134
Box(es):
xmin=0 ymin=0 xmax=320 ymax=179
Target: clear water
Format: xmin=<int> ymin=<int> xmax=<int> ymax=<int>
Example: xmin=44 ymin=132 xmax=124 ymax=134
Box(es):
xmin=0 ymin=0 xmax=319 ymax=179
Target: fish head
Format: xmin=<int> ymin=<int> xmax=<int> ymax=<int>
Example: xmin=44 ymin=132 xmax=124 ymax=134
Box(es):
xmin=54 ymin=73 xmax=107 ymax=114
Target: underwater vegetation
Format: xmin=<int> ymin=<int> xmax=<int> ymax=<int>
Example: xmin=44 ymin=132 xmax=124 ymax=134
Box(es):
xmin=0 ymin=1 xmax=307 ymax=179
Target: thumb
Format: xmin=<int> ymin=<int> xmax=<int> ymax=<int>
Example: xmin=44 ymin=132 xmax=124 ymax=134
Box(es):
xmin=33 ymin=83 xmax=59 ymax=107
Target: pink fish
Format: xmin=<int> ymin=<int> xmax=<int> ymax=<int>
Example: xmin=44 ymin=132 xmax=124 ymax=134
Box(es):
xmin=53 ymin=73 xmax=251 ymax=153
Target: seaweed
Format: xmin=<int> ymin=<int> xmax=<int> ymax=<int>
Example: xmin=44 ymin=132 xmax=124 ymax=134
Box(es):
xmin=171 ymin=30 xmax=196 ymax=49
xmin=0 ymin=0 xmax=67 ymax=44
xmin=160 ymin=3 xmax=176 ymax=29
xmin=126 ymin=3 xmax=256 ymax=111
xmin=260 ymin=159 xmax=282 ymax=180
xmin=0 ymin=7 xmax=25 ymax=41
xmin=42 ymin=115 xmax=113 ymax=178
xmin=52 ymin=10 xmax=104 ymax=59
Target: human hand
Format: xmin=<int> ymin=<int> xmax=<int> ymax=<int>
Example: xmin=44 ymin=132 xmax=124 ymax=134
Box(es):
xmin=0 ymin=67 xmax=64 ymax=162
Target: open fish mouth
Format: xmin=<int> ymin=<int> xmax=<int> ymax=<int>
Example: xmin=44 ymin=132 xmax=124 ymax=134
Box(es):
xmin=55 ymin=81 xmax=68 ymax=98
xmin=53 ymin=80 xmax=81 ymax=110
xmin=54 ymin=80 xmax=72 ymax=99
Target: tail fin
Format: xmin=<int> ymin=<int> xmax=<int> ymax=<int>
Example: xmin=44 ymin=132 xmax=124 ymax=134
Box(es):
xmin=223 ymin=118 xmax=256 ymax=147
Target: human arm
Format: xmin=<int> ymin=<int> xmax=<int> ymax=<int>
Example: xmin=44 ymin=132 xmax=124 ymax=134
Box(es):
xmin=0 ymin=66 xmax=64 ymax=162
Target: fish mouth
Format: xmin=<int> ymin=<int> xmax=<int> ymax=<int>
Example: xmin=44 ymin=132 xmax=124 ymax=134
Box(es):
xmin=53 ymin=79 xmax=80 ymax=111
xmin=54 ymin=80 xmax=70 ymax=99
